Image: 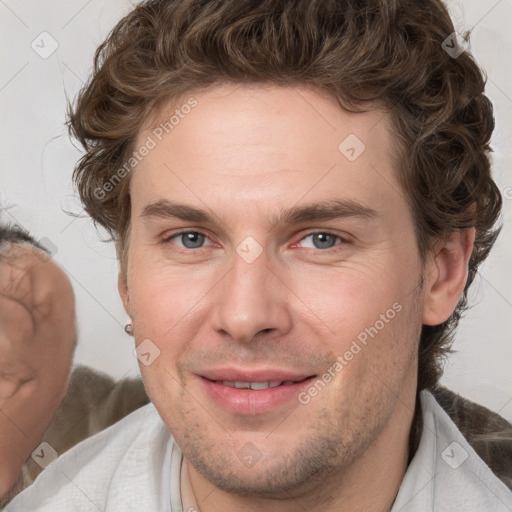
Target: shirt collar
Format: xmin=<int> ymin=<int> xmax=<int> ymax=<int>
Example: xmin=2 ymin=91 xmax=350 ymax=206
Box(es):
xmin=391 ymin=389 xmax=512 ymax=511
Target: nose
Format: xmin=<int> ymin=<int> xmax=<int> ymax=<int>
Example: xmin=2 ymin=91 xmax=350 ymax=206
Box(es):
xmin=211 ymin=245 xmax=292 ymax=344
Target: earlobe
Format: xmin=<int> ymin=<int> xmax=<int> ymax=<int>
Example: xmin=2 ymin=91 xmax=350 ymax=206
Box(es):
xmin=422 ymin=228 xmax=476 ymax=326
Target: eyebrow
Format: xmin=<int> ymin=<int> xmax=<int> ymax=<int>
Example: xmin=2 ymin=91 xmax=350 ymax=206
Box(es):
xmin=140 ymin=198 xmax=378 ymax=228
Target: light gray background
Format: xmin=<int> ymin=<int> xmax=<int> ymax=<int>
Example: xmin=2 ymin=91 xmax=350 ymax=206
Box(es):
xmin=1 ymin=0 xmax=511 ymax=419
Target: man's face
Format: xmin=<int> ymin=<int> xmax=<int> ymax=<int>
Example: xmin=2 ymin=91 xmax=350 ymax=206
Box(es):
xmin=122 ymin=83 xmax=427 ymax=496
xmin=0 ymin=244 xmax=77 ymax=495
xmin=0 ymin=245 xmax=76 ymax=443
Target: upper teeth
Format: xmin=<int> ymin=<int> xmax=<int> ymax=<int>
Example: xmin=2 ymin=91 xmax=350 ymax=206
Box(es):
xmin=220 ymin=381 xmax=295 ymax=390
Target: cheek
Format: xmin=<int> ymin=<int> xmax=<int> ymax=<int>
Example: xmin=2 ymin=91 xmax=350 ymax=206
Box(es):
xmin=129 ymin=267 xmax=207 ymax=389
xmin=130 ymin=266 xmax=206 ymax=337
xmin=290 ymin=256 xmax=417 ymax=335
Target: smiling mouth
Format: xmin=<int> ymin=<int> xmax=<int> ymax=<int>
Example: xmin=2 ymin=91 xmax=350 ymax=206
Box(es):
xmin=200 ymin=375 xmax=319 ymax=414
xmin=205 ymin=376 xmax=315 ymax=390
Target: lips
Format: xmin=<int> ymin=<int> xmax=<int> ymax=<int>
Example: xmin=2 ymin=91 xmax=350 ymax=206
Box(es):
xmin=197 ymin=368 xmax=317 ymax=415
xmin=200 ymin=368 xmax=314 ymax=383
xmin=219 ymin=380 xmax=297 ymax=390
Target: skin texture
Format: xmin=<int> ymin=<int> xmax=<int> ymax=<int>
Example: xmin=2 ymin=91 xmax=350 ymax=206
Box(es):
xmin=119 ymin=83 xmax=474 ymax=512
xmin=0 ymin=245 xmax=76 ymax=497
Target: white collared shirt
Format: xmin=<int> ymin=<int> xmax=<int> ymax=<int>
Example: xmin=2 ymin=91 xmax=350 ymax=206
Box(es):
xmin=4 ymin=390 xmax=512 ymax=511
xmin=391 ymin=391 xmax=512 ymax=511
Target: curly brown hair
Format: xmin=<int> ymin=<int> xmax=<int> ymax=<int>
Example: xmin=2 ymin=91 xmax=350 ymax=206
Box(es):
xmin=67 ymin=0 xmax=502 ymax=391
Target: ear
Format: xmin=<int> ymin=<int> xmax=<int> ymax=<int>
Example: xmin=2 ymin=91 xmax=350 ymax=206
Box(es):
xmin=422 ymin=227 xmax=476 ymax=325
xmin=118 ymin=272 xmax=131 ymax=318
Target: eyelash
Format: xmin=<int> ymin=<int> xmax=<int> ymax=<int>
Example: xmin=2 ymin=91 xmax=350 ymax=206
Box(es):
xmin=162 ymin=230 xmax=349 ymax=253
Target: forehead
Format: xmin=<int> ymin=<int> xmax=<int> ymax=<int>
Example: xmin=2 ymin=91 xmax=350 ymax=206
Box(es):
xmin=0 ymin=243 xmax=46 ymax=269
xmin=0 ymin=246 xmax=35 ymax=312
xmin=131 ymin=83 xmax=403 ymax=222
xmin=0 ymin=244 xmax=59 ymax=293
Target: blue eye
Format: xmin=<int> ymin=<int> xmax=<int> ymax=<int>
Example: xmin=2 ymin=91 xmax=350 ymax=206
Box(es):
xmin=298 ymin=232 xmax=344 ymax=250
xmin=167 ymin=231 xmax=210 ymax=249
xmin=163 ymin=230 xmax=346 ymax=253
